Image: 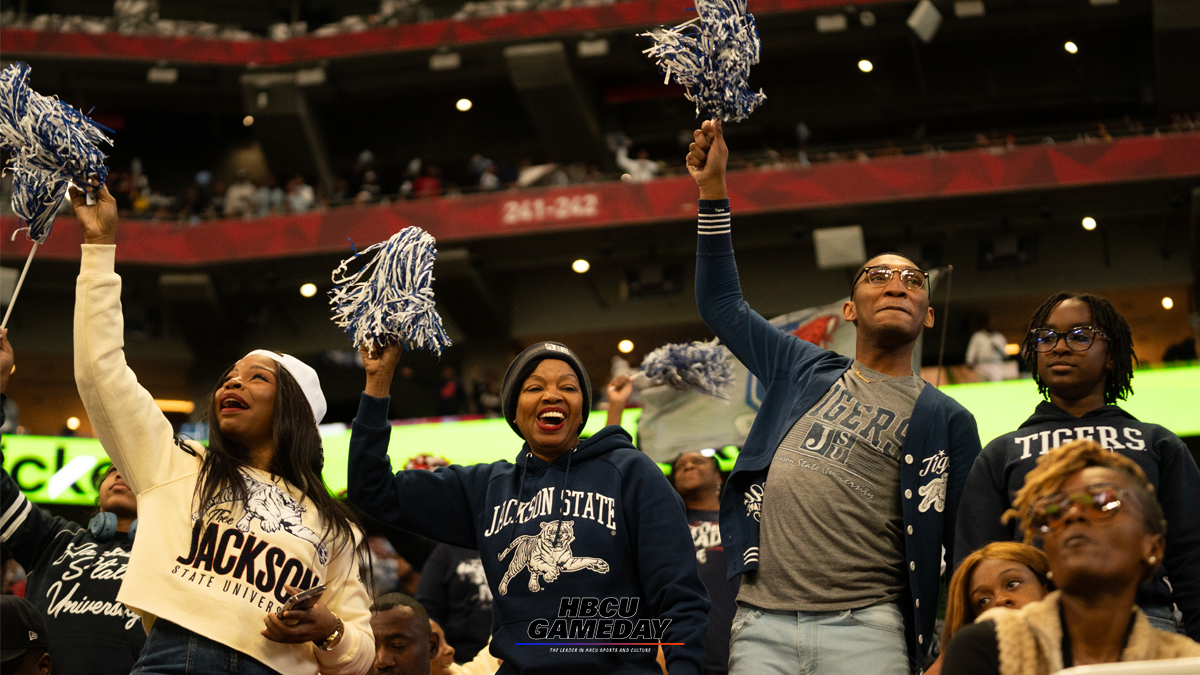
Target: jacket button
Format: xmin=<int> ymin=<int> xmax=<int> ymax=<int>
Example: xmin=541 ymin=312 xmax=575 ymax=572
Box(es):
xmin=905 ymin=489 xmax=912 ymax=499
xmin=919 ymin=635 xmax=924 ymax=645
xmin=910 ymin=561 xmax=916 ymax=571
xmin=905 ymin=454 xmax=914 ymax=464
xmin=907 ymin=526 xmax=913 ymax=535
xmin=915 ymin=599 xmax=920 ymax=608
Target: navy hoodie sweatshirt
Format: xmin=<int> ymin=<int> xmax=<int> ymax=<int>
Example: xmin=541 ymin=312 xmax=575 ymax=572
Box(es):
xmin=348 ymin=393 xmax=710 ymax=675
xmin=955 ymin=401 xmax=1200 ymax=640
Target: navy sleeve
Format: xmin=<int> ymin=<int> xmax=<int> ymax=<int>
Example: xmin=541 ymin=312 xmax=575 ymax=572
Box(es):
xmin=943 ymin=404 xmax=984 ymax=573
xmin=347 ymin=393 xmax=491 ymax=550
xmin=952 ymin=437 xmax=1012 ymax=570
xmin=941 ymin=620 xmax=1001 ymax=675
xmin=695 ymin=200 xmax=828 ymax=387
xmin=0 ymin=466 xmax=79 ymax=571
xmin=415 ymin=544 xmax=451 ymax=626
xmin=1153 ymin=430 xmax=1200 ymax=640
xmin=624 ymin=453 xmax=710 ymax=675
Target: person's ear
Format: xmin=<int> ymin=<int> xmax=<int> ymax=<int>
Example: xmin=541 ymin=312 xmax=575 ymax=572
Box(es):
xmin=38 ymin=653 xmax=52 ymax=675
xmin=430 ymin=632 xmax=440 ymax=660
xmin=1141 ymin=533 xmax=1165 ymax=581
xmin=842 ymin=300 xmax=857 ymax=322
xmin=924 ymin=307 xmax=935 ymax=329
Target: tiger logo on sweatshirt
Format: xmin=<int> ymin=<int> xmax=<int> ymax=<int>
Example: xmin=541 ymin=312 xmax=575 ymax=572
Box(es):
xmin=497 ymin=520 xmax=609 ymax=595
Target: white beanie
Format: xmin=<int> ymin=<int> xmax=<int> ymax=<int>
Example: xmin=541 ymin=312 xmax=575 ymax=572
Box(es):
xmin=246 ymin=350 xmax=327 ymax=424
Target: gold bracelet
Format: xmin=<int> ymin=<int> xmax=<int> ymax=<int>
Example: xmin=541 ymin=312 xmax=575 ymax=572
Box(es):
xmin=317 ymin=615 xmax=344 ymax=651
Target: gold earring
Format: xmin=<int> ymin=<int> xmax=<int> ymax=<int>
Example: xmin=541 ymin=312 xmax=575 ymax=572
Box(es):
xmin=1148 ymin=556 xmax=1158 ymax=565
xmin=1046 ymin=571 xmax=1054 ymax=580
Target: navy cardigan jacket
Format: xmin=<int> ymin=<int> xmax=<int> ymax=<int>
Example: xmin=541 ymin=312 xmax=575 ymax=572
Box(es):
xmin=695 ymin=200 xmax=982 ymax=671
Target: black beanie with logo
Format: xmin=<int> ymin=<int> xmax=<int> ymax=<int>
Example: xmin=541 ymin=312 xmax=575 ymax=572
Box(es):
xmin=501 ymin=341 xmax=592 ymax=439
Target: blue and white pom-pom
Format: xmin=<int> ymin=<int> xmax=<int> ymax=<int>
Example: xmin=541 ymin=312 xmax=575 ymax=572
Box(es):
xmin=329 ymin=227 xmax=452 ymax=358
xmin=640 ymin=339 xmax=735 ymax=399
xmin=0 ymin=62 xmax=112 ymax=243
xmin=639 ymin=0 xmax=766 ymax=122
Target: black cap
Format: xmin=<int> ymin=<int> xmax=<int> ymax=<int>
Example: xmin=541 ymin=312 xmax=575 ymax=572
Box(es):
xmin=501 ymin=342 xmax=592 ymax=439
xmin=1 ymin=595 xmax=50 ymax=663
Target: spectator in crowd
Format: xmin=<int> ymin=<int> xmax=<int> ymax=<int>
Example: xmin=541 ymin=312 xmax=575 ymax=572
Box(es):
xmin=479 ymin=165 xmax=500 ymax=191
xmin=437 ymin=366 xmax=467 ymax=417
xmin=617 ymin=142 xmax=659 ymax=182
xmin=925 ymin=543 xmax=1050 ymax=675
xmin=429 ymin=620 xmax=457 ymax=674
xmin=287 ymin=174 xmax=317 ymax=213
xmin=413 ymin=166 xmax=443 ymax=199
xmin=1163 ymin=335 xmax=1197 ymax=362
xmin=965 ymin=313 xmax=1010 ymax=382
xmin=956 ymin=292 xmax=1200 ymax=638
xmin=349 ymin=341 xmax=710 ymax=674
xmin=357 ymin=170 xmax=383 ymax=204
xmin=688 ymin=118 xmax=982 ymax=674
xmin=1 ymin=594 xmax=53 ymax=675
xmin=254 ymin=175 xmax=284 ymax=216
xmin=1 ymin=328 xmax=144 ymax=674
xmin=942 ymin=440 xmax=1200 ymax=673
xmin=224 ymin=169 xmax=257 ymax=218
xmin=416 ymin=544 xmax=493 ymax=664
xmin=370 ymin=535 xmax=419 ymax=597
xmin=71 ymin=185 xmax=374 ymax=674
xmin=371 ymin=593 xmax=436 ymax=675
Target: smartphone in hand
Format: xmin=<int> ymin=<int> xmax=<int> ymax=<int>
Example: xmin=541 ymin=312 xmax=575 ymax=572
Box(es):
xmin=275 ymin=584 xmax=327 ymax=618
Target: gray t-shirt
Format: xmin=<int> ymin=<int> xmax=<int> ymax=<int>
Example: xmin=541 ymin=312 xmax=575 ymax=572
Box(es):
xmin=738 ymin=361 xmax=924 ymax=611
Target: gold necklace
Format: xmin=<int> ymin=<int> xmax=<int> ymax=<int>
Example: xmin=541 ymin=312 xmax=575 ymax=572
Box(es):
xmin=853 ymin=367 xmax=892 ymax=384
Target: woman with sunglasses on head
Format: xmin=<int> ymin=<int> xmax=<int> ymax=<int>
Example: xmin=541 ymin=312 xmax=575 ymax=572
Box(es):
xmin=71 ymin=185 xmax=374 ymax=674
xmin=955 ymin=292 xmax=1200 ymax=639
xmin=942 ymin=439 xmax=1200 ymax=674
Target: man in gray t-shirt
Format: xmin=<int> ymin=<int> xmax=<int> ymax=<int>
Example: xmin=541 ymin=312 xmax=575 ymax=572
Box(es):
xmin=740 ymin=363 xmax=923 ymax=612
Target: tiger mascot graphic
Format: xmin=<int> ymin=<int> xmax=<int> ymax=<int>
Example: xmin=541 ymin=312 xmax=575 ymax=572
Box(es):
xmin=497 ymin=520 xmax=609 ymax=594
xmin=193 ymin=472 xmax=329 ymax=564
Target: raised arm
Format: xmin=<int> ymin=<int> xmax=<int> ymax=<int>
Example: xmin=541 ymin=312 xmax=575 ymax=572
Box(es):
xmin=348 ymin=345 xmax=488 ymax=549
xmin=605 ymin=375 xmax=633 ymax=428
xmin=687 ymin=120 xmax=826 ymax=385
xmin=72 ymin=185 xmax=190 ymax=494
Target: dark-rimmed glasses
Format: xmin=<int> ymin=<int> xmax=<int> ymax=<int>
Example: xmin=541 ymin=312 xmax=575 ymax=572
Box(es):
xmin=1030 ymin=483 xmax=1126 ymax=533
xmin=853 ymin=265 xmax=929 ymax=291
xmin=1028 ymin=326 xmax=1107 ymax=353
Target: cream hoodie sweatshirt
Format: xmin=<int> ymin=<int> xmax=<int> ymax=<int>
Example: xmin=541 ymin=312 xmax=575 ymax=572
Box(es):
xmin=75 ymin=244 xmax=373 ymax=675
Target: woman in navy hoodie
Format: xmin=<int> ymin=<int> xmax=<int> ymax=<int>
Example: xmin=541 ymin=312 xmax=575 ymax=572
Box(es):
xmin=348 ymin=341 xmax=710 ymax=675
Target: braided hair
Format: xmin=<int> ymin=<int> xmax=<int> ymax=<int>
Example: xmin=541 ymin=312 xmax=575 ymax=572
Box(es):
xmin=1021 ymin=292 xmax=1137 ymax=405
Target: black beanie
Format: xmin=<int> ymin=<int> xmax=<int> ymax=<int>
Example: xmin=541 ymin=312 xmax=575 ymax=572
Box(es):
xmin=501 ymin=341 xmax=592 ymax=439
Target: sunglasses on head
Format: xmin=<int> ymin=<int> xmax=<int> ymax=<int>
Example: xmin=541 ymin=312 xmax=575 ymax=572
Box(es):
xmin=1029 ymin=482 xmax=1126 ymax=534
xmin=853 ymin=265 xmax=929 ymax=291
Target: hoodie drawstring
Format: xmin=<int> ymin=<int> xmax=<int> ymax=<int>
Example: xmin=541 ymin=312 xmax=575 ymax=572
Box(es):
xmin=553 ymin=447 xmax=576 ymax=548
xmin=502 ymin=452 xmax=533 ymax=553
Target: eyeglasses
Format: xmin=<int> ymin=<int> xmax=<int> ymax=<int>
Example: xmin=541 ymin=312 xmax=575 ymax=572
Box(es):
xmin=1028 ymin=325 xmax=1107 ymax=353
xmin=1029 ymin=483 xmax=1126 ymax=533
xmin=853 ymin=265 xmax=929 ymax=291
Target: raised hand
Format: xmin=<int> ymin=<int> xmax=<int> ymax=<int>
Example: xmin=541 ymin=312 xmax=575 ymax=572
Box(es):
xmin=68 ymin=182 xmax=118 ymax=245
xmin=0 ymin=328 xmax=13 ymax=395
xmin=686 ymin=118 xmax=729 ymax=200
xmin=361 ymin=342 xmax=403 ymax=398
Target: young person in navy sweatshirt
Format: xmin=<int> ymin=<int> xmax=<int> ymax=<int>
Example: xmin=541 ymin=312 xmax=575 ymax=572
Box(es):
xmin=348 ymin=341 xmax=710 ymax=675
xmin=955 ymin=292 xmax=1200 ymax=639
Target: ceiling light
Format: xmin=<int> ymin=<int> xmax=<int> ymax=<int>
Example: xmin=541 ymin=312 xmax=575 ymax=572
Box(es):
xmin=1005 ymin=343 xmax=1020 ymax=356
xmin=1162 ymin=297 xmax=1174 ymax=310
xmin=618 ymin=340 xmax=634 ymax=354
xmin=1064 ymin=41 xmax=1078 ymax=54
xmin=572 ymin=259 xmax=590 ymax=274
xmin=1081 ymin=216 xmax=1097 ymax=230
xmin=858 ymin=59 xmax=874 ymax=73
xmin=429 ymin=52 xmax=462 ymax=71
xmin=155 ymin=399 xmax=196 ymax=414
xmin=243 ymin=115 xmax=254 ymax=127
xmin=300 ymin=283 xmax=318 ymax=297
xmin=66 ymin=417 xmax=81 ymax=431
xmin=456 ymin=98 xmax=472 ymax=112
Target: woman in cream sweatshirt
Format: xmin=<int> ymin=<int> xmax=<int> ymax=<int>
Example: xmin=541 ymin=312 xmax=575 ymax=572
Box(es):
xmin=72 ymin=185 xmax=373 ymax=675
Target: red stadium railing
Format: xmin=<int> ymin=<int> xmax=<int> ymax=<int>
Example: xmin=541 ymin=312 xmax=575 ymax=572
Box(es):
xmin=5 ymin=131 xmax=1198 ymax=265
xmin=1 ymin=0 xmax=898 ymax=65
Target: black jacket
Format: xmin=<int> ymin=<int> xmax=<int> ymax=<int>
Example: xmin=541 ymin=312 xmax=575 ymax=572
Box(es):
xmin=416 ymin=543 xmax=493 ymax=663
xmin=955 ymin=401 xmax=1200 ymax=640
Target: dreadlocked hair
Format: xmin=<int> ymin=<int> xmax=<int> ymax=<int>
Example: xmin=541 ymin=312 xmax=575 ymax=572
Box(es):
xmin=1021 ymin=291 xmax=1137 ymax=405
xmin=1002 ymin=439 xmax=1166 ymax=545
xmin=198 ymin=358 xmax=365 ymax=572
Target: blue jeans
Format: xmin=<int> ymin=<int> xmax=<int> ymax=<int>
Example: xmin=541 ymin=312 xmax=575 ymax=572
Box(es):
xmin=728 ymin=602 xmax=909 ymax=675
xmin=132 ymin=620 xmax=279 ymax=675
xmin=1142 ymin=604 xmax=1182 ymax=634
